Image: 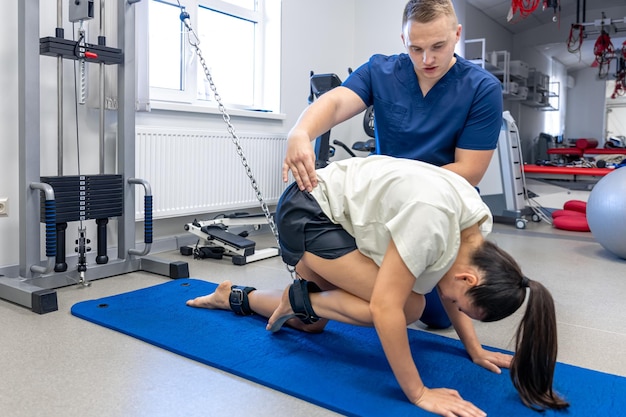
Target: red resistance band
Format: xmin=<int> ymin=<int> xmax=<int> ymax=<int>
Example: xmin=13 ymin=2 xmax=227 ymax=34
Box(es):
xmin=594 ymin=31 xmax=615 ymax=64
xmin=508 ymin=0 xmax=541 ymax=22
xmin=567 ymin=24 xmax=584 ymax=53
xmin=594 ymin=31 xmax=615 ymax=77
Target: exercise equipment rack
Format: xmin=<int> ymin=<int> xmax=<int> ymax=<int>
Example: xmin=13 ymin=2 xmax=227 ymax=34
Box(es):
xmin=0 ymin=0 xmax=189 ymax=314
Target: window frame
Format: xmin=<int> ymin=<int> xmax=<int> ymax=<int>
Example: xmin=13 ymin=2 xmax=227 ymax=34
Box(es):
xmin=137 ymin=0 xmax=281 ymax=115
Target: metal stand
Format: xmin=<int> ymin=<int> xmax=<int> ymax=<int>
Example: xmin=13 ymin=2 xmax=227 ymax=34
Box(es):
xmin=0 ymin=0 xmax=188 ymax=314
xmin=479 ymin=111 xmax=536 ymax=229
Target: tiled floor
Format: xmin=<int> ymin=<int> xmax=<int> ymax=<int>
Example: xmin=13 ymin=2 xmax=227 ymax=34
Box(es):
xmin=1 ymin=180 xmax=625 ymax=417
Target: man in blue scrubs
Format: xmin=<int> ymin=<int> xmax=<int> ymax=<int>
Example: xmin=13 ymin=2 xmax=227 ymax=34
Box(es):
xmin=283 ymin=0 xmax=502 ymax=190
xmin=282 ymin=0 xmax=503 ymax=329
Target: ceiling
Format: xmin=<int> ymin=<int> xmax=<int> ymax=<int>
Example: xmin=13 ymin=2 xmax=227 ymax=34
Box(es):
xmin=466 ymin=0 xmax=626 ymax=71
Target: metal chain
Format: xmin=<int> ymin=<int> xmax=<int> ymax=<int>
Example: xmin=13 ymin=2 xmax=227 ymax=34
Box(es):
xmin=181 ymin=15 xmax=296 ymax=277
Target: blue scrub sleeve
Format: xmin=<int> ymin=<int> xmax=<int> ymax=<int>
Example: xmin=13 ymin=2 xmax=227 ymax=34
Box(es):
xmin=342 ymin=60 xmax=374 ymax=106
xmin=456 ymin=79 xmax=503 ymax=151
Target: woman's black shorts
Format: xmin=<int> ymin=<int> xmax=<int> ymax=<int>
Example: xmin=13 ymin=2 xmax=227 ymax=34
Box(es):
xmin=274 ymin=182 xmax=357 ymax=266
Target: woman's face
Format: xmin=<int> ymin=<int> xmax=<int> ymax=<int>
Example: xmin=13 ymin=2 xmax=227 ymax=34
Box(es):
xmin=438 ymin=285 xmax=484 ymax=321
xmin=454 ymin=293 xmax=484 ymax=320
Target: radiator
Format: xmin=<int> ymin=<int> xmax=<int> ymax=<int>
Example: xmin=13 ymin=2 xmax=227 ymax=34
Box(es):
xmin=135 ymin=126 xmax=288 ymax=220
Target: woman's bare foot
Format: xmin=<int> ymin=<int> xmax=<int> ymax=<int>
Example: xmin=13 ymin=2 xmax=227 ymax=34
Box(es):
xmin=266 ymin=284 xmax=294 ymax=331
xmin=186 ymin=280 xmax=233 ymax=310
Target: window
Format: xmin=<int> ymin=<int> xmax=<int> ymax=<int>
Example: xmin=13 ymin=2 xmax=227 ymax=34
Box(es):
xmin=605 ymin=80 xmax=626 ymax=142
xmin=143 ymin=0 xmax=281 ymax=112
xmin=542 ymin=58 xmax=564 ymax=138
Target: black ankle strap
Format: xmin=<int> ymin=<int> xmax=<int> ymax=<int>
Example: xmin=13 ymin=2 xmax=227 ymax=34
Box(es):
xmin=229 ymin=286 xmax=256 ymax=316
xmin=289 ymin=279 xmax=321 ymax=324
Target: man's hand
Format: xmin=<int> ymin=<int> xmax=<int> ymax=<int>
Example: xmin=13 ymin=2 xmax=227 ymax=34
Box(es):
xmin=283 ymin=133 xmax=318 ymax=192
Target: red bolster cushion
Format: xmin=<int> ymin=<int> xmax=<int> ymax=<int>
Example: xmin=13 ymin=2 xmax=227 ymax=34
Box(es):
xmin=551 ymin=209 xmax=586 ymax=219
xmin=553 ymin=215 xmax=590 ymax=232
xmin=563 ymin=200 xmax=587 ymax=213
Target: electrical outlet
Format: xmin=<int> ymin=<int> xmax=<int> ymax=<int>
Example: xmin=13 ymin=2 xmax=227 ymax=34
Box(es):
xmin=0 ymin=198 xmax=8 ymax=216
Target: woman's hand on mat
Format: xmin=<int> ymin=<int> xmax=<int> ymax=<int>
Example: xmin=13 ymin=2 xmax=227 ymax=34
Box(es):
xmin=414 ymin=387 xmax=486 ymax=417
xmin=283 ymin=133 xmax=317 ymax=192
xmin=471 ymin=348 xmax=512 ymax=373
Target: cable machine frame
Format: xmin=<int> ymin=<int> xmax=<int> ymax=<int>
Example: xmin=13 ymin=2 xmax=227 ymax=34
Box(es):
xmin=0 ymin=0 xmax=188 ymax=314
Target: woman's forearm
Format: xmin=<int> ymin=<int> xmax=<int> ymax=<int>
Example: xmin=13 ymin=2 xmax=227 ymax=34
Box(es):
xmin=440 ymin=294 xmax=483 ymax=358
xmin=372 ymin=308 xmax=426 ymax=403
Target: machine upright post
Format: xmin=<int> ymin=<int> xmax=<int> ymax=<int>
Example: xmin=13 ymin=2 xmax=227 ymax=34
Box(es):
xmin=117 ymin=0 xmax=137 ymax=260
xmin=18 ymin=0 xmax=43 ymax=279
xmin=99 ymin=0 xmax=106 ymax=174
xmin=57 ymin=0 xmax=64 ymax=176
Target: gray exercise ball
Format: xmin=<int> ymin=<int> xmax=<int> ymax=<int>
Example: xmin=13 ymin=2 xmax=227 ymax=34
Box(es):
xmin=587 ymin=168 xmax=626 ymax=259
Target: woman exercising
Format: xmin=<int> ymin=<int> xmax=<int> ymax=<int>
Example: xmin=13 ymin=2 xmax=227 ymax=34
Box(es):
xmin=187 ymin=156 xmax=569 ymax=416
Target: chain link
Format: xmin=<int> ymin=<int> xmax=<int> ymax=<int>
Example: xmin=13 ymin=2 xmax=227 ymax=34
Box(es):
xmin=182 ymin=19 xmax=296 ymax=277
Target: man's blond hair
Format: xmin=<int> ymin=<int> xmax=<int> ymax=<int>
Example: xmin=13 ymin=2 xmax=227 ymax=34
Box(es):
xmin=402 ymin=0 xmax=458 ymax=27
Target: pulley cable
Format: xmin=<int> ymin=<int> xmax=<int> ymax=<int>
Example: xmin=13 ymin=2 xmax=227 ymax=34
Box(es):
xmin=175 ymin=3 xmax=296 ymax=278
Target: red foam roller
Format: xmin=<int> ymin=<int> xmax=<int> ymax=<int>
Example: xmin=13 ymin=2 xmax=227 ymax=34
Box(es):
xmin=576 ymin=138 xmax=599 ymax=150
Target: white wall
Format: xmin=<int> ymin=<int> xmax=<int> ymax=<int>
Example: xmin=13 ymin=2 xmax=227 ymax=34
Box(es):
xmin=0 ymin=0 xmax=18 ymax=265
xmin=508 ymin=13 xmax=569 ymax=160
xmin=464 ymin=4 xmax=513 ymax=54
xmin=354 ymin=0 xmax=410 ymax=64
xmin=280 ymin=0 xmax=356 ymax=157
xmin=566 ymin=67 xmax=608 ymax=141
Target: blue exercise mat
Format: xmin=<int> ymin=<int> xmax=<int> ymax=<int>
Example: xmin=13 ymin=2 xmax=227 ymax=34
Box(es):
xmin=71 ymin=278 xmax=626 ymax=417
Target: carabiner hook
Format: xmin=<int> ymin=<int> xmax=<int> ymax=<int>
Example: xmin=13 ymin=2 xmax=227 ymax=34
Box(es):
xmin=179 ymin=7 xmax=200 ymax=46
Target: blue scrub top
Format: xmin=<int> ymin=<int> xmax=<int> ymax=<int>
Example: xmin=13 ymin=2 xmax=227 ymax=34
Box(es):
xmin=342 ymin=53 xmax=503 ymax=166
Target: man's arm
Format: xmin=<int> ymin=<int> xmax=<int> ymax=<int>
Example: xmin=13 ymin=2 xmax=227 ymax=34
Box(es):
xmin=283 ymin=87 xmax=367 ymax=191
xmin=442 ymin=148 xmax=495 ymax=186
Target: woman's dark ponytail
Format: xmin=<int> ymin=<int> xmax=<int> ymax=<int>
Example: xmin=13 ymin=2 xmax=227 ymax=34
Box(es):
xmin=509 ymin=279 xmax=569 ymax=410
xmin=468 ymin=240 xmax=570 ymax=410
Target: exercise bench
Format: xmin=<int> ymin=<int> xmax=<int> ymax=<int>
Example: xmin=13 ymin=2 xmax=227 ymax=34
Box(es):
xmin=183 ymin=214 xmax=280 ymax=265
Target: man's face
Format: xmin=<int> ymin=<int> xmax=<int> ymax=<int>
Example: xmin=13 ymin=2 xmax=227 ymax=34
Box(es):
xmin=401 ymin=15 xmax=461 ymax=82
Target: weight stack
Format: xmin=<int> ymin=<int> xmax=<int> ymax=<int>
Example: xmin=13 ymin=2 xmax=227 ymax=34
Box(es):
xmin=39 ymin=175 xmax=124 ymax=223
